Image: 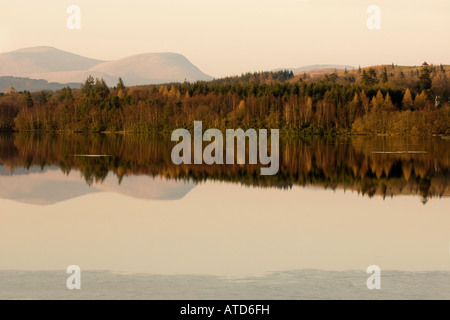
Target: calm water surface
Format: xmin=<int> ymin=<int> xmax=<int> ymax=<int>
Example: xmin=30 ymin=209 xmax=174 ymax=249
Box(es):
xmin=0 ymin=134 xmax=449 ymax=299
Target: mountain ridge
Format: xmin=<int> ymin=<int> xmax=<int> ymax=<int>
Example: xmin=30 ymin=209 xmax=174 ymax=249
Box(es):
xmin=0 ymin=76 xmax=81 ymax=93
xmin=1 ymin=46 xmax=358 ymax=92
xmin=0 ymin=46 xmax=213 ymax=88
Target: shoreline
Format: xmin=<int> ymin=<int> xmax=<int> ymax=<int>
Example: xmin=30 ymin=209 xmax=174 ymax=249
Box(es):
xmin=0 ymin=130 xmax=448 ymax=139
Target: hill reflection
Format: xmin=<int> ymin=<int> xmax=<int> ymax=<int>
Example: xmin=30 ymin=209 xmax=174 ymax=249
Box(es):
xmin=0 ymin=133 xmax=448 ymax=203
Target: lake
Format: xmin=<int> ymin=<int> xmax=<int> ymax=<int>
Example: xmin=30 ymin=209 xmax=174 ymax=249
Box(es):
xmin=0 ymin=133 xmax=449 ymax=299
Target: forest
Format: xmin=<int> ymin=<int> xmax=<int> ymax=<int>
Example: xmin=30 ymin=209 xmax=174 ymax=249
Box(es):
xmin=0 ymin=63 xmax=448 ymax=135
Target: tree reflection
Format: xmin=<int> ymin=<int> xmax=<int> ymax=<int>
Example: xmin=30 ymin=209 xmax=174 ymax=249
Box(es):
xmin=0 ymin=133 xmax=448 ymax=203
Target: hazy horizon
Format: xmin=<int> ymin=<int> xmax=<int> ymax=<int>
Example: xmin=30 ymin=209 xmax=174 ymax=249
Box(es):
xmin=1 ymin=0 xmax=449 ymax=78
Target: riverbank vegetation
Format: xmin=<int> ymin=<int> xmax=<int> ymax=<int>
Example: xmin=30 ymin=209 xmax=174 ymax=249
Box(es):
xmin=0 ymin=63 xmax=448 ymax=135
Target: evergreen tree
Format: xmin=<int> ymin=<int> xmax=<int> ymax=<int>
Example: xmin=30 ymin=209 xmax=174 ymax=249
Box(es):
xmin=117 ymin=78 xmax=126 ymax=91
xmin=59 ymin=87 xmax=73 ymax=102
xmin=39 ymin=91 xmax=48 ymax=105
xmin=381 ymin=67 xmax=388 ymax=83
xmin=368 ymin=68 xmax=378 ymax=82
xmin=419 ymin=62 xmax=432 ymax=91
xmin=24 ymin=91 xmax=34 ymax=108
xmin=94 ymin=78 xmax=110 ymax=100
xmin=362 ymin=68 xmax=379 ymax=86
xmin=81 ymin=76 xmax=95 ymax=97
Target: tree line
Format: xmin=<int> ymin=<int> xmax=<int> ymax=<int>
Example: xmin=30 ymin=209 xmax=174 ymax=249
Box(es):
xmin=0 ymin=63 xmax=448 ymax=135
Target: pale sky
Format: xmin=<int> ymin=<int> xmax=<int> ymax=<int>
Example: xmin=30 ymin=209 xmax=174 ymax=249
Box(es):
xmin=0 ymin=0 xmax=449 ymax=77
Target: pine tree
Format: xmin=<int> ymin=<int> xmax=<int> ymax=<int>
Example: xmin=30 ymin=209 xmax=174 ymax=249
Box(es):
xmin=117 ymin=78 xmax=126 ymax=91
xmin=381 ymin=67 xmax=388 ymax=83
xmin=39 ymin=91 xmax=48 ymax=105
xmin=368 ymin=68 xmax=378 ymax=83
xmin=59 ymin=87 xmax=73 ymax=101
xmin=419 ymin=62 xmax=432 ymax=91
xmin=362 ymin=68 xmax=379 ymax=86
xmin=24 ymin=91 xmax=34 ymax=108
xmin=82 ymin=76 xmax=95 ymax=97
xmin=361 ymin=70 xmax=368 ymax=85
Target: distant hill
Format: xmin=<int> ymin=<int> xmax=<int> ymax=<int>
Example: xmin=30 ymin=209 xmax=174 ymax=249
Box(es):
xmin=294 ymin=64 xmax=356 ymax=73
xmin=0 ymin=76 xmax=81 ymax=93
xmin=90 ymin=53 xmax=213 ymax=86
xmin=276 ymin=64 xmax=356 ymax=74
xmin=0 ymin=46 xmax=103 ymax=76
xmin=0 ymin=46 xmax=213 ymax=89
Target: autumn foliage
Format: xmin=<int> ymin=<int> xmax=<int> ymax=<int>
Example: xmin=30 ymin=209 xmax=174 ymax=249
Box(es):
xmin=0 ymin=65 xmax=448 ymax=135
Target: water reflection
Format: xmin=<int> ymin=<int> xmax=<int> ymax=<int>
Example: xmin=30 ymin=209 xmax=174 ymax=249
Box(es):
xmin=0 ymin=166 xmax=195 ymax=204
xmin=0 ymin=133 xmax=447 ymax=203
xmin=0 ymin=134 xmax=449 ymax=299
